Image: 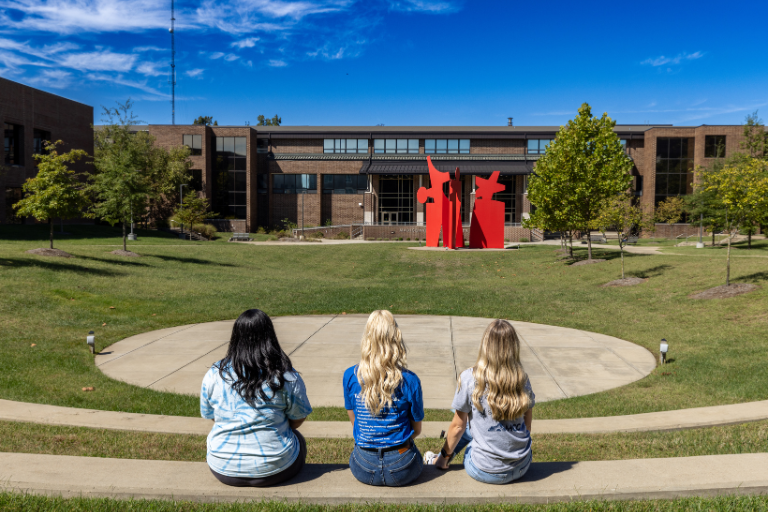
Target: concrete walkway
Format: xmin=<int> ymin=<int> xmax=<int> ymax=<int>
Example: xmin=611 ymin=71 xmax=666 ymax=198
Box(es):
xmin=95 ymin=315 xmax=656 ymax=409
xmin=4 ymin=398 xmax=768 ymax=437
xmin=2 ymin=452 xmax=767 ymax=504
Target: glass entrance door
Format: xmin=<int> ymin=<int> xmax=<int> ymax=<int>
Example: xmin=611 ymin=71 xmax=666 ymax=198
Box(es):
xmin=382 ymin=212 xmax=398 ymax=225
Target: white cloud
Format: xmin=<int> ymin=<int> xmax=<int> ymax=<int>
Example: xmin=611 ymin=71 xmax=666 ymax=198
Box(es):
xmin=268 ymin=59 xmax=287 ymax=67
xmin=87 ymin=72 xmax=169 ymax=98
xmin=133 ymin=46 xmax=166 ymax=52
xmin=205 ymin=51 xmax=240 ymax=61
xmin=136 ymin=61 xmax=166 ymax=76
xmin=60 ymin=50 xmax=136 ymax=71
xmin=224 ymin=54 xmax=240 ymax=61
xmin=388 ymin=0 xmax=459 ymax=12
xmin=25 ymin=69 xmax=73 ymax=89
xmin=641 ymin=51 xmax=704 ymax=67
xmin=185 ymin=68 xmax=204 ymax=78
xmin=231 ymin=37 xmax=260 ymax=49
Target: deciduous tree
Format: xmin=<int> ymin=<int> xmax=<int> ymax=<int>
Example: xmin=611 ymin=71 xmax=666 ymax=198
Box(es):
xmin=13 ymin=141 xmax=88 ymax=249
xmin=654 ymin=197 xmax=685 ymax=224
xmin=740 ymin=111 xmax=767 ymax=159
xmin=594 ymin=194 xmax=652 ymax=279
xmin=257 ymin=114 xmax=281 ymax=126
xmin=193 ymin=116 xmax=218 ymax=126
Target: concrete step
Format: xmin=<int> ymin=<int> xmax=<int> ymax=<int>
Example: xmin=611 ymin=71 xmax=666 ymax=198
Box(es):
xmin=2 ymin=452 xmax=767 ymax=504
xmin=3 ymin=399 xmax=768 ymax=437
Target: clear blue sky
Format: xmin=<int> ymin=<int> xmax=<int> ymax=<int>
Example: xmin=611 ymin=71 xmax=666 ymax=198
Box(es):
xmin=2 ymin=0 xmax=766 ymax=127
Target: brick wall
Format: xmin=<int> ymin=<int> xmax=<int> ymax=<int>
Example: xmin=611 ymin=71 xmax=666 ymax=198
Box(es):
xmin=270 ymin=138 xmax=324 ymax=154
xmin=321 ymin=193 xmax=366 ymax=225
xmin=0 ymin=77 xmax=93 ymax=223
xmin=471 ymin=139 xmax=525 ymax=154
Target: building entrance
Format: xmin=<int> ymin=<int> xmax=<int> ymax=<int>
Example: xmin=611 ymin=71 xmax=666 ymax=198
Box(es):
xmin=378 ymin=175 xmax=413 ymax=224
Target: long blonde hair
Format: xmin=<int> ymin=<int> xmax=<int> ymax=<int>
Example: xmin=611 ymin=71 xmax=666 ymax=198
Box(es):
xmin=471 ymin=319 xmax=531 ymax=421
xmin=356 ymin=310 xmax=408 ymax=417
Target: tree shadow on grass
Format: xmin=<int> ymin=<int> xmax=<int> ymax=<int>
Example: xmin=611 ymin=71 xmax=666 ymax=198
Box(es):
xmin=0 ymin=258 xmax=124 ymax=276
xmin=77 ymin=255 xmax=152 ymax=267
xmin=150 ymin=254 xmax=238 ymax=267
xmin=734 ymin=271 xmax=768 ymax=284
xmin=634 ymin=264 xmax=673 ymax=279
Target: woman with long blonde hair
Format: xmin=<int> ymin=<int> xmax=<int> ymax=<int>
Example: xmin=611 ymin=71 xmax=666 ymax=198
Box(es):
xmin=343 ymin=310 xmax=425 ymax=486
xmin=425 ymin=319 xmax=535 ymax=484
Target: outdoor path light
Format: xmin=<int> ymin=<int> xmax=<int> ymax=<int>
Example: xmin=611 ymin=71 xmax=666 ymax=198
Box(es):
xmin=660 ymin=338 xmax=668 ymax=365
xmin=87 ymin=331 xmax=95 ymax=354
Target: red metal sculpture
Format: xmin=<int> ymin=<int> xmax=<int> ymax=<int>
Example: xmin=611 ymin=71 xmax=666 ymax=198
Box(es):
xmin=469 ymin=170 xmax=506 ymax=249
xmin=417 ymin=156 xmax=504 ymax=249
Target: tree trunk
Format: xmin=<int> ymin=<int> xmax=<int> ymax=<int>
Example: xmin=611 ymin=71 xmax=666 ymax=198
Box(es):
xmin=620 ymin=243 xmax=625 ymax=279
xmin=568 ymin=232 xmax=574 ymax=259
xmin=748 ymin=230 xmax=752 ymax=249
xmin=587 ymin=233 xmax=593 ymax=260
xmin=726 ymin=228 xmax=732 ymax=287
xmin=49 ymin=219 xmax=54 ymax=250
xmin=122 ymin=221 xmax=127 ymax=252
xmin=712 ymin=230 xmax=716 ymax=247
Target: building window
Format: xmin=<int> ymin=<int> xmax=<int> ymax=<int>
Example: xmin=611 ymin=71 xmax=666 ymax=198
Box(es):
xmin=492 ymin=176 xmax=516 ymax=223
xmin=4 ymin=187 xmax=24 ymax=224
xmin=704 ymin=135 xmax=726 ymax=158
xmin=214 ymin=136 xmax=247 ymax=218
xmin=374 ymin=139 xmax=419 ymax=154
xmin=527 ymin=139 xmax=553 ymax=155
xmin=273 ymin=174 xmax=317 ymax=194
xmin=4 ymin=123 xmax=23 ymax=166
xmin=183 ymin=134 xmax=202 ymax=156
xmin=323 ymin=175 xmax=368 ymax=194
xmin=190 ymin=169 xmax=203 ymax=192
xmin=324 ymin=139 xmax=369 ymax=154
xmin=256 ymin=139 xmax=269 ymax=153
xmin=257 ymin=174 xmax=268 ymax=193
xmin=33 ymin=129 xmax=50 ymax=156
xmin=655 ymin=137 xmax=694 ymax=206
xmin=634 ymin=175 xmax=643 ymax=197
xmin=378 ymin=175 xmax=413 ymax=223
xmin=424 ymin=139 xmax=469 ymax=154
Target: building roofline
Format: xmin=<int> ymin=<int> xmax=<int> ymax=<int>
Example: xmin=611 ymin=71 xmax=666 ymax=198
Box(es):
xmin=0 ymin=76 xmax=93 ymax=110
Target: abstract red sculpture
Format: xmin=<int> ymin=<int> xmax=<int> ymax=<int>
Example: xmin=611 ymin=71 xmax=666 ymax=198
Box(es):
xmin=417 ymin=156 xmax=504 ymax=249
xmin=469 ymin=170 xmax=505 ymax=249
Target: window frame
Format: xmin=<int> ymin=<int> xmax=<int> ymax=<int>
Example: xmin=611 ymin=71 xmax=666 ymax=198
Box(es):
xmin=4 ymin=123 xmax=23 ymax=166
xmin=424 ymin=139 xmax=470 ymax=155
xmin=324 ymin=138 xmax=369 ymax=154
xmin=183 ymin=134 xmax=202 ymax=156
xmin=704 ymin=135 xmax=726 ymax=158
xmin=272 ymin=174 xmax=318 ymax=194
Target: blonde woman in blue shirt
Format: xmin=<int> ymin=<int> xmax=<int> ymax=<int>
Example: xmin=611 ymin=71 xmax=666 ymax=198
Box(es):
xmin=201 ymin=309 xmax=313 ymax=487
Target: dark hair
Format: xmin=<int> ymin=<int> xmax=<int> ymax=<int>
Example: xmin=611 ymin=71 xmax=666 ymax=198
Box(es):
xmin=216 ymin=309 xmax=293 ymax=404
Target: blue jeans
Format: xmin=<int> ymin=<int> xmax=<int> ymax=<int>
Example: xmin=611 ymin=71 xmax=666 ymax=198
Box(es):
xmin=349 ymin=442 xmax=423 ymax=486
xmin=454 ymin=428 xmax=532 ymax=485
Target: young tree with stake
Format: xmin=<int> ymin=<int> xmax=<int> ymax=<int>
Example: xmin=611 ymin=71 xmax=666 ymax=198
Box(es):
xmin=594 ymin=193 xmax=652 ymax=279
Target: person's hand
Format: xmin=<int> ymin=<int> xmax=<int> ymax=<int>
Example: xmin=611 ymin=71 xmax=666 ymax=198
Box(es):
xmin=434 ymin=454 xmax=450 ymax=470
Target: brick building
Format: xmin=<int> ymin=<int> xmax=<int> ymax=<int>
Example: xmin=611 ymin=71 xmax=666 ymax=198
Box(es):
xmin=1 ymin=77 xmax=94 ymax=224
xmin=141 ymin=123 xmax=753 ymax=240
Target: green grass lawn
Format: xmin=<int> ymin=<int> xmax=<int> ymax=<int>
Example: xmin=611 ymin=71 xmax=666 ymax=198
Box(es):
xmin=2 ymin=224 xmax=768 ymax=421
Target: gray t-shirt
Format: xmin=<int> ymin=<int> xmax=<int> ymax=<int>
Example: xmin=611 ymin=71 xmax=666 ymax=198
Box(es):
xmin=451 ymin=368 xmax=535 ymax=474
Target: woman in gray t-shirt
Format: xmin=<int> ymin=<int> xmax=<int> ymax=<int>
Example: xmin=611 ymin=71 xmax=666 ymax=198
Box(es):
xmin=424 ymin=319 xmax=534 ymax=484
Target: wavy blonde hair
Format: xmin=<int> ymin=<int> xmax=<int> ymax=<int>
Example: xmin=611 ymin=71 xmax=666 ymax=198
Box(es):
xmin=471 ymin=319 xmax=531 ymax=421
xmin=356 ymin=310 xmax=408 ymax=417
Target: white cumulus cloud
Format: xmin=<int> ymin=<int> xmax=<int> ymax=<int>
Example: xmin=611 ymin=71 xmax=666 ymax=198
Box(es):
xmin=641 ymin=51 xmax=704 ymax=67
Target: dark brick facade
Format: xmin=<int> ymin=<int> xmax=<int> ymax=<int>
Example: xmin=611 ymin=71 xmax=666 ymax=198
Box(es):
xmin=0 ymin=77 xmax=93 ymax=223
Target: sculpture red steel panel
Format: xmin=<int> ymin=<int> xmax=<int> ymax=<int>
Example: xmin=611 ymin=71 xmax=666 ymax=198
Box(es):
xmin=469 ymin=170 xmax=506 ymax=249
xmin=417 ymin=156 xmax=504 ymax=249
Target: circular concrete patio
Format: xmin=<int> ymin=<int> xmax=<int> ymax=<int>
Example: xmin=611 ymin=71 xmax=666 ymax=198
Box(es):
xmin=95 ymin=315 xmax=656 ymax=408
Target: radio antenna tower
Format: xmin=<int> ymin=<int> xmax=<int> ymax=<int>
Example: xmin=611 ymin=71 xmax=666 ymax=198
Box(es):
xmin=169 ymin=0 xmax=176 ymax=124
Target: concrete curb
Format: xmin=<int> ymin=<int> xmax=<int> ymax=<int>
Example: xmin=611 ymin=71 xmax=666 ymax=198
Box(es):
xmin=2 ymin=452 xmax=767 ymax=504
xmin=3 ymin=399 xmax=768 ymax=437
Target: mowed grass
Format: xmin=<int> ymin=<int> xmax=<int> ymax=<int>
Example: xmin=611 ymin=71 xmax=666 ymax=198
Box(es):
xmin=2 ymin=224 xmax=768 ymax=420
xmin=3 ymin=420 xmax=768 ymax=464
xmin=4 ymin=493 xmax=768 ymax=512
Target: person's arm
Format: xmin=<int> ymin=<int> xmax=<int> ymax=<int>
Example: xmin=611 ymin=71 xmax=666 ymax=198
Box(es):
xmin=434 ymin=411 xmax=468 ymax=469
xmin=410 ymin=420 xmax=422 ymax=439
xmin=289 ymin=417 xmax=306 ymax=429
xmin=346 ymin=409 xmax=355 ymax=425
xmin=524 ymin=408 xmax=532 ymax=432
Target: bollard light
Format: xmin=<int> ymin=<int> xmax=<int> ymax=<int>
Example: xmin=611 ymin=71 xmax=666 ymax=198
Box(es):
xmin=87 ymin=330 xmax=95 ymax=354
xmin=659 ymin=338 xmax=668 ymax=365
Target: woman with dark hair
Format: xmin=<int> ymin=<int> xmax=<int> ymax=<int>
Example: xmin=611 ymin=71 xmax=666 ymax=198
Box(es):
xmin=201 ymin=309 xmax=312 ymax=487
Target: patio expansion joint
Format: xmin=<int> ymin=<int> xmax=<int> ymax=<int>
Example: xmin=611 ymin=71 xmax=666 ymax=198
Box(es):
xmin=448 ymin=316 xmax=459 ymax=383
xmin=518 ymin=334 xmax=569 ymax=399
xmin=96 ymin=324 xmax=200 ymax=368
xmin=579 ymin=330 xmax=650 ymax=377
xmin=288 ymin=315 xmax=340 ymax=357
xmin=146 ymin=340 xmax=231 ymax=389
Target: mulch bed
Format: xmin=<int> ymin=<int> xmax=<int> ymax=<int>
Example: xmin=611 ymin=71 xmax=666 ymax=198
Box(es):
xmin=689 ymin=283 xmax=758 ymax=300
xmin=25 ymin=248 xmax=71 ymax=258
xmin=571 ymin=258 xmax=606 ymax=267
xmin=110 ymin=250 xmax=141 ymax=257
xmin=603 ymin=277 xmax=648 ymax=287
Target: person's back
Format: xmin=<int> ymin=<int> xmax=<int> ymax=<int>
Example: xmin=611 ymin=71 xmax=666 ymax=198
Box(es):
xmin=344 ymin=310 xmax=425 ymax=486
xmin=201 ymin=309 xmax=312 ymax=487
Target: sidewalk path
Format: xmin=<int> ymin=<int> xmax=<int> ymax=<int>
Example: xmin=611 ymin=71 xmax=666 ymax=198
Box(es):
xmin=3 ymin=398 xmax=768 ymax=437
xmin=2 ymin=452 xmax=767 ymax=504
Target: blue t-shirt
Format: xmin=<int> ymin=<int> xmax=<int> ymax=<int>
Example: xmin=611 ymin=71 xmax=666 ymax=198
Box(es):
xmin=343 ymin=365 xmax=424 ymax=448
xmin=200 ymin=365 xmax=313 ymax=478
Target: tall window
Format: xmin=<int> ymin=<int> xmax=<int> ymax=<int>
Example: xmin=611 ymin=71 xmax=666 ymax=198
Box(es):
xmin=4 ymin=123 xmax=23 ymax=166
xmin=5 ymin=187 xmax=23 ymax=224
xmin=190 ymin=169 xmax=203 ymax=191
xmin=324 ymin=139 xmax=369 ymax=154
xmin=257 ymin=174 xmax=269 ymax=193
xmin=527 ymin=139 xmax=553 ymax=154
xmin=183 ymin=134 xmax=202 ymax=156
xmin=378 ymin=175 xmax=413 ymax=223
xmin=374 ymin=139 xmax=419 ymax=154
xmin=704 ymin=135 xmax=726 ymax=158
xmin=256 ymin=139 xmax=269 ymax=153
xmin=272 ymin=174 xmax=317 ymax=193
xmin=215 ymin=136 xmax=247 ymax=218
xmin=424 ymin=139 xmax=469 ymax=154
xmin=33 ymin=129 xmax=50 ymax=156
xmin=323 ymin=175 xmax=368 ymax=194
xmin=655 ymin=137 xmax=693 ymax=206
xmin=493 ymin=176 xmax=516 ymax=223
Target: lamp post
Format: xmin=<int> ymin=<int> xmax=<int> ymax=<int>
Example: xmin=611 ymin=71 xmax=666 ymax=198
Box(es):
xmin=696 ymin=213 xmax=704 ymax=249
xmin=179 ymin=183 xmax=188 ymax=238
xmin=660 ymin=338 xmax=669 ymax=365
xmin=127 ymin=201 xmax=137 ymax=241
xmin=86 ymin=331 xmax=95 ymax=354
